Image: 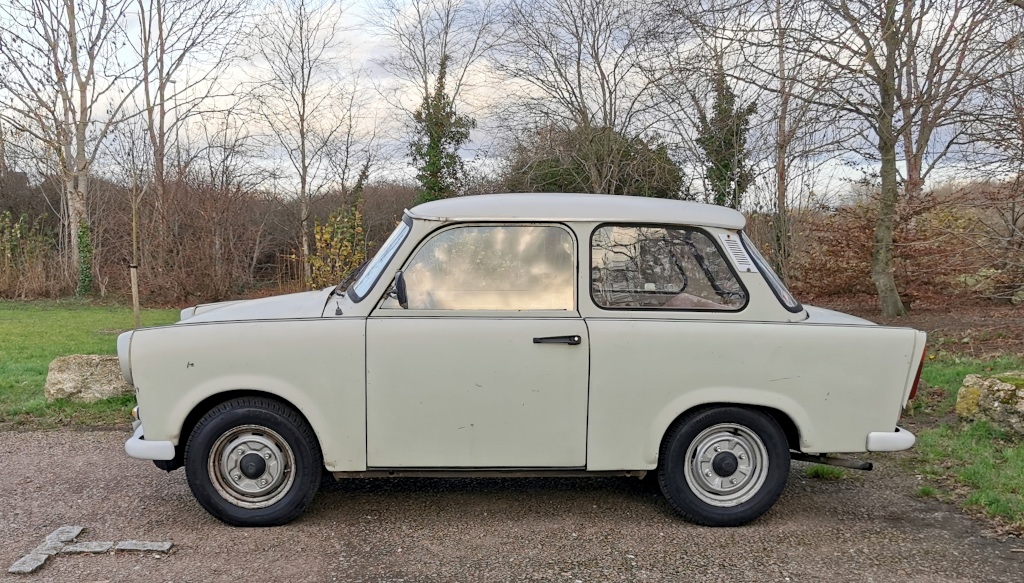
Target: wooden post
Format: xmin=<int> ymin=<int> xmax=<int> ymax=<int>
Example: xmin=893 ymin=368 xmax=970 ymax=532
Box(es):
xmin=130 ymin=189 xmax=141 ymax=329
xmin=130 ymin=263 xmax=140 ymax=330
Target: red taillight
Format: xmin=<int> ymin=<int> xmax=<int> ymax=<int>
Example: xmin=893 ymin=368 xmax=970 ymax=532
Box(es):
xmin=908 ymin=349 xmax=926 ymax=401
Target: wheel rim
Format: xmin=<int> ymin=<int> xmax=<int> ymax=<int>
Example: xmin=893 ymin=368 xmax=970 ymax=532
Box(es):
xmin=683 ymin=422 xmax=769 ymax=508
xmin=208 ymin=424 xmax=296 ymax=509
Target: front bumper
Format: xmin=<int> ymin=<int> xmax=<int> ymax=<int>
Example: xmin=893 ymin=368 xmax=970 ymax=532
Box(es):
xmin=866 ymin=426 xmax=916 ymax=452
xmin=116 ymin=331 xmax=134 ymax=385
xmin=125 ymin=424 xmax=175 ymax=461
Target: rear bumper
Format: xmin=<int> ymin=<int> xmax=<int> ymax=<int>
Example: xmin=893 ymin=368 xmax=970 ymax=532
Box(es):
xmin=125 ymin=425 xmax=176 ymax=461
xmin=866 ymin=426 xmax=916 ymax=452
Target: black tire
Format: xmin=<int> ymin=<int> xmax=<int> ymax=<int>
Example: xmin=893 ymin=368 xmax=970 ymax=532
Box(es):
xmin=185 ymin=396 xmax=322 ymax=527
xmin=658 ymin=407 xmax=789 ymax=527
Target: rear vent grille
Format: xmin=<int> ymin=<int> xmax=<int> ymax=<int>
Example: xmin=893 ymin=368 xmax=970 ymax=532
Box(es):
xmin=719 ymin=233 xmax=758 ymax=273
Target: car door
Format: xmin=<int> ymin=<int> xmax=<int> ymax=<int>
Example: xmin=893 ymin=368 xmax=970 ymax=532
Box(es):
xmin=365 ymin=223 xmax=589 ymax=468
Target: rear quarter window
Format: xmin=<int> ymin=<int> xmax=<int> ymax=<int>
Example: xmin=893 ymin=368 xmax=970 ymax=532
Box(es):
xmin=740 ymin=232 xmax=802 ymax=313
xmin=591 ymin=225 xmax=747 ymax=311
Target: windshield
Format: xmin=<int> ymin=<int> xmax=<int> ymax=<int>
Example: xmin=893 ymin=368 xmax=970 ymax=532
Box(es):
xmin=348 ymin=219 xmax=411 ymax=302
xmin=740 ymin=232 xmax=802 ymax=313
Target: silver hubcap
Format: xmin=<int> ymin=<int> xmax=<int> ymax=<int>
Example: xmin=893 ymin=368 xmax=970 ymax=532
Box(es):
xmin=209 ymin=425 xmax=295 ymax=509
xmin=683 ymin=423 xmax=769 ymax=508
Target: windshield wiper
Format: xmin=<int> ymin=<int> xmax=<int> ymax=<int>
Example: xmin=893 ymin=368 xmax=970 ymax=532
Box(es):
xmin=335 ymin=260 xmax=369 ymax=295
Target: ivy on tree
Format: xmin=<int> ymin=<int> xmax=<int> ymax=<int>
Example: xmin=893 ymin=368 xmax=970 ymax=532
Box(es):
xmin=76 ymin=225 xmax=93 ymax=296
xmin=410 ymin=55 xmax=475 ymax=205
xmin=696 ymin=64 xmax=756 ymax=210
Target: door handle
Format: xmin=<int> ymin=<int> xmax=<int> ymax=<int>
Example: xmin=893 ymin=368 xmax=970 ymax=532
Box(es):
xmin=533 ymin=335 xmax=582 ymax=345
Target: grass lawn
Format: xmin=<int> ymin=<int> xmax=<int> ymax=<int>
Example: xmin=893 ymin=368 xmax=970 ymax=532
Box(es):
xmin=910 ymin=354 xmax=1024 ymax=530
xmin=0 ymin=300 xmax=179 ymax=427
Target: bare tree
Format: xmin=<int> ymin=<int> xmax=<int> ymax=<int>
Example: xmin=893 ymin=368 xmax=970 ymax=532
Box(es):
xmin=0 ymin=0 xmax=139 ymax=292
xmin=252 ymin=0 xmax=358 ymax=282
xmin=368 ymin=0 xmax=500 ymax=197
xmin=671 ymin=0 xmax=1021 ymax=313
xmin=754 ymin=0 xmax=844 ymax=278
xmin=325 ymin=75 xmax=380 ymax=206
xmin=969 ymin=29 xmax=1024 ymax=177
xmin=700 ymin=0 xmax=1021 ymax=315
xmin=106 ymin=116 xmax=152 ymax=327
xmin=135 ymin=0 xmax=246 ymax=193
xmin=131 ymin=0 xmax=247 ymax=320
xmin=494 ymin=0 xmax=668 ymax=194
xmin=801 ymin=0 xmax=1021 ymax=316
xmin=893 ymin=0 xmax=1023 ymax=198
xmin=789 ymin=0 xmax=922 ymax=317
xmin=706 ymin=0 xmax=850 ymax=275
xmin=370 ymin=0 xmax=500 ymax=111
xmin=957 ymin=27 xmax=1024 ymax=301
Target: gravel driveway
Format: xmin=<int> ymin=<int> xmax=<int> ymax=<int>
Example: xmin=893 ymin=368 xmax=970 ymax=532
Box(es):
xmin=2 ymin=430 xmax=1021 ymax=582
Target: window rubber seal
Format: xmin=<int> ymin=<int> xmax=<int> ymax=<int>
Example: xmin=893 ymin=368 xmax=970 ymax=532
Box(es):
xmin=588 ymin=222 xmax=750 ymax=314
xmin=349 ymin=214 xmax=413 ymax=304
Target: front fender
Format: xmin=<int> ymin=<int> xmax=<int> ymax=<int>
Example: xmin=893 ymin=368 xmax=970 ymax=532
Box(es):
xmin=131 ymin=318 xmax=367 ymax=472
xmin=166 ymin=374 xmax=329 ymax=446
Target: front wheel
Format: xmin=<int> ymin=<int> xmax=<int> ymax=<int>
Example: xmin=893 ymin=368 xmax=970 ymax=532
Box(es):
xmin=658 ymin=407 xmax=789 ymax=526
xmin=185 ymin=397 xmax=322 ymax=526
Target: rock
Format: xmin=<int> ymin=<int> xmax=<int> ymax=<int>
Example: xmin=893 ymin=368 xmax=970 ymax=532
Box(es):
xmin=44 ymin=355 xmax=131 ymax=402
xmin=45 ymin=525 xmax=83 ymax=543
xmin=61 ymin=541 xmax=113 ymax=554
xmin=954 ymin=382 xmax=981 ymax=417
xmin=955 ymin=371 xmax=1024 ymax=438
xmin=7 ymin=526 xmax=84 ymax=574
xmin=7 ymin=553 xmax=47 ymax=574
xmin=114 ymin=540 xmax=173 ymax=552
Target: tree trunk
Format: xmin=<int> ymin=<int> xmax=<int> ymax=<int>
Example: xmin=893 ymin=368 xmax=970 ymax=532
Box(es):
xmin=67 ymin=171 xmax=90 ymax=295
xmin=872 ymin=6 xmax=908 ymax=317
xmin=904 ymin=154 xmax=923 ymax=198
xmin=900 ymin=123 xmax=925 ymax=199
xmin=873 ymin=142 xmax=906 ymax=317
xmin=774 ymin=125 xmax=789 ymax=280
xmin=773 ymin=3 xmax=791 ymax=280
xmin=131 ymin=192 xmax=140 ymax=330
xmin=300 ymin=195 xmax=311 ymax=285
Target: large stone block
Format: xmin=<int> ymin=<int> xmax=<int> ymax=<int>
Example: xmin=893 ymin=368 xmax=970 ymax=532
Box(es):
xmin=44 ymin=355 xmax=132 ymax=402
xmin=955 ymin=371 xmax=1024 ymax=438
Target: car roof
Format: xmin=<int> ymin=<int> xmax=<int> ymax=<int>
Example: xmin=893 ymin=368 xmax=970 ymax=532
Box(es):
xmin=406 ymin=193 xmax=746 ymax=230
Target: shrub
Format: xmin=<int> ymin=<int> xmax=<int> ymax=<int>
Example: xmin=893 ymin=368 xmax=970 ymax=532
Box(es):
xmin=0 ymin=211 xmax=67 ymax=298
xmin=307 ymin=199 xmax=372 ymax=290
xmin=777 ymin=195 xmax=984 ymax=303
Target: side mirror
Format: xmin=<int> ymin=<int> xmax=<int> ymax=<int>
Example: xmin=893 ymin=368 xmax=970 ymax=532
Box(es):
xmin=395 ymin=270 xmax=408 ymax=309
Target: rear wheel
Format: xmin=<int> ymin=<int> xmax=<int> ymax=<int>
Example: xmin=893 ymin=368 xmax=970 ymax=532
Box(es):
xmin=185 ymin=397 xmax=322 ymax=526
xmin=658 ymin=407 xmax=789 ymax=526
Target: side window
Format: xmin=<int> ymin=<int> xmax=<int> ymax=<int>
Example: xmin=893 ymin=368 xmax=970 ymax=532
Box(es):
xmin=388 ymin=224 xmax=575 ymax=311
xmin=591 ymin=225 xmax=746 ymax=310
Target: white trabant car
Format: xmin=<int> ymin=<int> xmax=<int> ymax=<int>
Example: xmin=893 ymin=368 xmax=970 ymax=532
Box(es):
xmin=120 ymin=193 xmax=925 ymax=527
